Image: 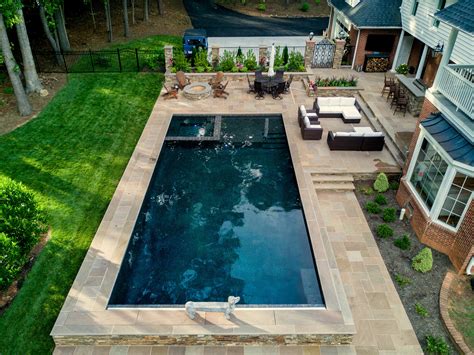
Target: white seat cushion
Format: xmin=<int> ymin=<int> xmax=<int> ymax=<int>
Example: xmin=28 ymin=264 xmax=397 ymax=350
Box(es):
xmin=342 ymin=107 xmax=362 ymax=120
xmin=340 ymin=97 xmax=356 ymax=106
xmin=300 ymin=105 xmax=307 ymax=116
xmin=307 ymin=112 xmax=318 ymax=117
xmin=320 ymin=106 xmax=342 ymax=114
xmin=364 ymin=131 xmax=384 ymax=137
xmin=304 ymin=116 xmax=311 ymax=127
xmin=309 ymin=124 xmax=321 ymax=129
xmin=336 ymin=132 xmax=351 ymax=136
xmin=327 ymin=97 xmax=341 ymax=106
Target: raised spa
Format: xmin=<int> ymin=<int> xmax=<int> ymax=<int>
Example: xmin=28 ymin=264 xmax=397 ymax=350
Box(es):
xmin=109 ymin=115 xmax=324 ymax=307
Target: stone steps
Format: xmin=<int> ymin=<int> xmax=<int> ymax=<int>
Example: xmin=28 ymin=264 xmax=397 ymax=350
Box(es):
xmin=311 ymin=173 xmax=355 ymax=191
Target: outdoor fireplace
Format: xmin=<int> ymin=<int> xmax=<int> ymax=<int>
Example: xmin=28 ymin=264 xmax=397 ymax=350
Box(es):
xmin=364 ymin=54 xmax=390 ymax=72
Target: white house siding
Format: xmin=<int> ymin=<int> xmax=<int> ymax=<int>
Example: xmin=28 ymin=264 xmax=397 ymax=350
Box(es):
xmin=400 ymin=0 xmax=474 ymax=64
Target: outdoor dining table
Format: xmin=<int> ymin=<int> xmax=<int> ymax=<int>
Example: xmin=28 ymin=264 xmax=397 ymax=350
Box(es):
xmin=255 ymin=76 xmax=285 ymax=93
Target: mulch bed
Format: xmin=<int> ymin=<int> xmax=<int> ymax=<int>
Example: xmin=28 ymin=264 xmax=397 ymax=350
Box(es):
xmin=355 ymin=180 xmax=458 ymax=353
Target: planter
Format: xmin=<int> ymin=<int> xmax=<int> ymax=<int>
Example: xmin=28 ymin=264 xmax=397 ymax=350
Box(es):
xmin=301 ymin=78 xmax=360 ymax=97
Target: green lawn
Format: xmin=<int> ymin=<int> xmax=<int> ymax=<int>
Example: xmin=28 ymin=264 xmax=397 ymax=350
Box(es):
xmin=0 ymin=35 xmax=178 ymax=354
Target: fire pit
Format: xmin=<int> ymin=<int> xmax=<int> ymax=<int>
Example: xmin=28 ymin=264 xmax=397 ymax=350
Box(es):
xmin=183 ymin=82 xmax=212 ymax=100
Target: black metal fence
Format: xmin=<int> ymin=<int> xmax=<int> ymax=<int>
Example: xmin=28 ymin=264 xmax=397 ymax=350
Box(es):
xmin=33 ymin=48 xmax=165 ymax=73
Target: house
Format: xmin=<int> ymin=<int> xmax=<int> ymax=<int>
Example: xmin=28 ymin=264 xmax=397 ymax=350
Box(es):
xmin=395 ymin=0 xmax=473 ymax=274
xmin=326 ymin=0 xmax=402 ymax=72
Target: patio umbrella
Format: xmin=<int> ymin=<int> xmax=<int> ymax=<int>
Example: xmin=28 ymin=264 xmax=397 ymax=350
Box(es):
xmin=268 ymin=43 xmax=275 ymax=77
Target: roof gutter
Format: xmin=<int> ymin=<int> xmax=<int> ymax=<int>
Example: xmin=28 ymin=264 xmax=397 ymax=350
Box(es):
xmin=356 ymin=26 xmax=403 ymax=29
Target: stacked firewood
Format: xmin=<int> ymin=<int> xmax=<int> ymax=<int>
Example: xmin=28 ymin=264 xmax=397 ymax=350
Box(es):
xmin=366 ymin=57 xmax=389 ymax=72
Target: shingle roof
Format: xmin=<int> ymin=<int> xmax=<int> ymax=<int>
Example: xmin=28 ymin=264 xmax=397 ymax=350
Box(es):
xmin=329 ymin=0 xmax=402 ymax=28
xmin=433 ymin=0 xmax=474 ymax=36
xmin=421 ymin=113 xmax=474 ymax=166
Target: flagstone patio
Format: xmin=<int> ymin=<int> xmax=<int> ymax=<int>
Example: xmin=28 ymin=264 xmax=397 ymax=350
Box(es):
xmin=53 ymin=80 xmax=421 ymax=354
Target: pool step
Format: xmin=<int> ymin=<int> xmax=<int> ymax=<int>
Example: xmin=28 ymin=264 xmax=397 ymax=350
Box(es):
xmin=311 ymin=173 xmax=355 ymax=191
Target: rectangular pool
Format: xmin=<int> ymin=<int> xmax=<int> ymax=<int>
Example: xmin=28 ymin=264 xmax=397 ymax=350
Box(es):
xmin=109 ymin=115 xmax=324 ymax=307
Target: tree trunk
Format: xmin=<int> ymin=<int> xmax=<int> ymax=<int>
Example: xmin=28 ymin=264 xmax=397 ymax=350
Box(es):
xmin=15 ymin=8 xmax=43 ymax=93
xmin=143 ymin=0 xmax=149 ymax=22
xmin=104 ymin=0 xmax=113 ymax=42
xmin=89 ymin=0 xmax=97 ymax=32
xmin=39 ymin=6 xmax=63 ymax=64
xmin=122 ymin=0 xmax=129 ymax=37
xmin=0 ymin=14 xmax=32 ymax=116
xmin=156 ymin=0 xmax=163 ymax=15
xmin=54 ymin=5 xmax=70 ymax=51
xmin=131 ymin=0 xmax=136 ymax=24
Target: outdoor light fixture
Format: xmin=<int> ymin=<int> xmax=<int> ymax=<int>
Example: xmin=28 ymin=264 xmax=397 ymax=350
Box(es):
xmin=433 ymin=40 xmax=444 ymax=56
xmin=338 ymin=29 xmax=347 ymax=39
xmin=309 ymin=32 xmax=314 ymax=40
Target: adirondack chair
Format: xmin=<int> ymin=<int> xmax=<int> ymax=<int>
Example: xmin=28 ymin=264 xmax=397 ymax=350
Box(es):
xmin=209 ymin=71 xmax=225 ymax=89
xmin=176 ymin=71 xmax=190 ymax=90
xmin=213 ymin=81 xmax=229 ymax=99
xmin=162 ymin=85 xmax=178 ymax=100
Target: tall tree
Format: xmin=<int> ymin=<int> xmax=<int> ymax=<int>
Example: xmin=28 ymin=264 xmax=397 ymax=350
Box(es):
xmin=104 ymin=0 xmax=112 ymax=42
xmin=39 ymin=0 xmax=70 ymax=52
xmin=15 ymin=7 xmax=43 ymax=93
xmin=0 ymin=12 xmax=32 ymax=116
xmin=39 ymin=4 xmax=62 ymax=64
xmin=53 ymin=4 xmax=70 ymax=51
xmin=156 ymin=0 xmax=163 ymax=15
xmin=122 ymin=0 xmax=129 ymax=37
xmin=131 ymin=0 xmax=136 ymax=24
xmin=143 ymin=0 xmax=149 ymax=21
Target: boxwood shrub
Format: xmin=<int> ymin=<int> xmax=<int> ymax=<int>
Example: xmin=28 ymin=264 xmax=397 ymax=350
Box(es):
xmin=376 ymin=224 xmax=393 ymax=238
xmin=373 ymin=173 xmax=389 ymax=193
xmin=374 ymin=194 xmax=387 ymax=205
xmin=366 ymin=201 xmax=381 ymax=214
xmin=394 ymin=234 xmax=411 ymax=250
xmin=412 ymin=247 xmax=433 ymax=273
xmin=383 ymin=207 xmax=397 ymax=222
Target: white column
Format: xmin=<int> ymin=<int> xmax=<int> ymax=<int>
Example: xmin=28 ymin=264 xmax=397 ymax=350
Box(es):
xmin=330 ymin=8 xmax=338 ymax=39
xmin=431 ymin=28 xmax=459 ymax=91
xmin=351 ymin=29 xmax=361 ymax=70
xmin=416 ymin=44 xmax=429 ymax=79
xmin=391 ymin=30 xmax=405 ymax=72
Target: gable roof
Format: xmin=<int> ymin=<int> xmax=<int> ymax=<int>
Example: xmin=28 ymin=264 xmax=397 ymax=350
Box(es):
xmin=421 ymin=113 xmax=474 ymax=166
xmin=433 ymin=0 xmax=474 ymax=36
xmin=329 ymin=0 xmax=402 ymax=28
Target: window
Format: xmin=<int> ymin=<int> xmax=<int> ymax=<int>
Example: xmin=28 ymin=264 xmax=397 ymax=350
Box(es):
xmin=412 ymin=0 xmax=420 ymax=15
xmin=409 ymin=138 xmax=448 ymax=210
xmin=438 ymin=173 xmax=473 ymax=227
xmin=433 ymin=0 xmax=447 ymax=27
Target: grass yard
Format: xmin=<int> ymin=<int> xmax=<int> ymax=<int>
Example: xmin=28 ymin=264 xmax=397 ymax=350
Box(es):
xmin=0 ymin=36 xmax=178 ymax=354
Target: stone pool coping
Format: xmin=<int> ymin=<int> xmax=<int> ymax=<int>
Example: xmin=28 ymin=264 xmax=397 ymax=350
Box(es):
xmin=51 ymin=108 xmax=356 ymax=346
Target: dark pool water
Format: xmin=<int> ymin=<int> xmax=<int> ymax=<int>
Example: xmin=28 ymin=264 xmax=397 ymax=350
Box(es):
xmin=109 ymin=115 xmax=323 ymax=307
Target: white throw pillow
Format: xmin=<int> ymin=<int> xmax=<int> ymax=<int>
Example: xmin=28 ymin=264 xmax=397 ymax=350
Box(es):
xmin=340 ymin=97 xmax=356 ymax=106
xmin=318 ymin=97 xmax=330 ymax=106
xmin=327 ymin=97 xmax=340 ymax=106
xmin=300 ymin=105 xmax=307 ymax=116
xmin=304 ymin=116 xmax=311 ymax=127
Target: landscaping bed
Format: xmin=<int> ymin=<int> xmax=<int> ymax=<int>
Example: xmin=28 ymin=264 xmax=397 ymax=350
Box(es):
xmin=355 ymin=178 xmax=457 ymax=354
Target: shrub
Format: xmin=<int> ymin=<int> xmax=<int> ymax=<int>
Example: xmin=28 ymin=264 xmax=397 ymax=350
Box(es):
xmin=373 ymin=173 xmax=389 ymax=193
xmin=282 ymin=46 xmax=289 ymax=65
xmin=359 ymin=185 xmax=374 ymax=195
xmin=244 ymin=50 xmax=258 ymax=70
xmin=415 ymin=303 xmax=429 ymax=317
xmin=0 ymin=233 xmax=23 ymax=289
xmin=194 ymin=48 xmax=211 ymax=71
xmin=314 ymin=0 xmax=320 ymax=3
xmin=172 ymin=49 xmax=191 ymax=72
xmin=389 ymin=180 xmax=399 ymax=190
xmin=412 ymin=247 xmax=433 ymax=273
xmin=394 ymin=274 xmax=411 ymax=288
xmin=396 ymin=63 xmax=409 ymax=75
xmin=376 ymin=224 xmax=393 ymax=238
xmin=314 ymin=75 xmax=358 ymax=87
xmin=285 ymin=51 xmax=305 ymax=72
xmin=257 ymin=2 xmax=266 ymax=11
xmin=274 ymin=46 xmax=285 ymax=68
xmin=3 ymin=87 xmax=13 ymax=94
xmin=374 ymin=194 xmax=387 ymax=205
xmin=425 ymin=335 xmax=449 ymax=355
xmin=366 ymin=202 xmax=381 ymax=214
xmin=300 ymin=2 xmax=310 ymax=11
xmin=383 ymin=207 xmax=397 ymax=222
xmin=0 ymin=179 xmax=47 ymax=252
xmin=142 ymin=51 xmax=164 ymax=71
xmin=219 ymin=50 xmax=236 ymax=72
xmin=394 ymin=234 xmax=411 ymax=250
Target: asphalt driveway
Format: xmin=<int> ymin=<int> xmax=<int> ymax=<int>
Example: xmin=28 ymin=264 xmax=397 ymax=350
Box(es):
xmin=183 ymin=0 xmax=329 ymax=37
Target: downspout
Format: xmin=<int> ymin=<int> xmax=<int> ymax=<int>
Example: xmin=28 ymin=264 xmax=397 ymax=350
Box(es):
xmin=351 ymin=27 xmax=361 ymax=70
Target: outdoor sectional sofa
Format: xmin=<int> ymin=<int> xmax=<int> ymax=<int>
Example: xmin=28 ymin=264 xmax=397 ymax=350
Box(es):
xmin=327 ymin=131 xmax=385 ymax=151
xmin=313 ymin=97 xmax=362 ymax=123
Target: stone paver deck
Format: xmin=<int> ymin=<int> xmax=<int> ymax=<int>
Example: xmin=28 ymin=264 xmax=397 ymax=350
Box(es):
xmin=53 ymin=80 xmax=420 ymax=354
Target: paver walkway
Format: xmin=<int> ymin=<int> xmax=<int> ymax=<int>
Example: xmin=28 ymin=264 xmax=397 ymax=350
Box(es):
xmin=54 ymin=81 xmax=421 ymax=354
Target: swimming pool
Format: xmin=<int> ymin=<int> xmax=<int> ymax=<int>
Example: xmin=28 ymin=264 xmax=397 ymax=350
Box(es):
xmin=109 ymin=115 xmax=324 ymax=307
